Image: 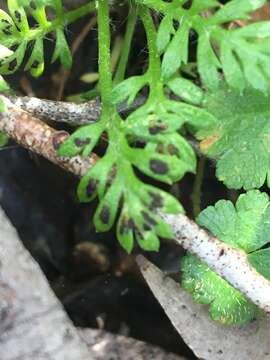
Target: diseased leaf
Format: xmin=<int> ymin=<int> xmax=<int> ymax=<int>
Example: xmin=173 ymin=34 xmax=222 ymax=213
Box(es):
xmin=0 ymin=0 xmax=74 ymax=76
xmin=58 ymin=122 xmax=104 ymax=157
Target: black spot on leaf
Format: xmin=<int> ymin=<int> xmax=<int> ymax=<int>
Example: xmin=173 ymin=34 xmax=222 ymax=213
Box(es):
xmin=148 ymin=191 xmax=163 ymax=208
xmin=8 ymin=59 xmax=17 ymax=71
xmin=149 ymin=122 xmax=167 ymax=135
xmin=86 ymin=179 xmax=98 ymax=197
xmin=156 ymin=144 xmax=165 ymax=154
xmin=149 ymin=159 xmax=169 ymax=174
xmin=100 ymin=205 xmax=110 ymax=225
xmin=141 ymin=211 xmax=157 ymax=226
xmin=74 ymin=137 xmax=91 ymax=147
xmin=167 ymin=144 xmax=179 ymax=156
xmin=31 ymin=60 xmax=40 ymax=69
xmin=14 ymin=11 xmax=22 ymax=23
xmin=2 ymin=28 xmax=12 ymax=35
xmin=143 ymin=223 xmax=152 ymax=231
xmin=30 ymin=1 xmax=37 ymax=10
xmin=119 ymin=216 xmax=134 ymax=235
xmin=128 ymin=218 xmax=135 ymax=230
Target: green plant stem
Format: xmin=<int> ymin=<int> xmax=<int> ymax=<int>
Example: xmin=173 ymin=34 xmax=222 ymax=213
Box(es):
xmin=114 ymin=5 xmax=138 ymax=85
xmin=191 ymin=156 xmax=206 ymax=218
xmin=97 ymin=0 xmax=114 ymax=111
xmin=139 ymin=6 xmax=163 ymax=100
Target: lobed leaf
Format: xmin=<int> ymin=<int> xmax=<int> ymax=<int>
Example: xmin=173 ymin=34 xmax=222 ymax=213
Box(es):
xmin=182 ymin=190 xmax=270 ymax=325
xmin=199 ymin=87 xmax=270 ymax=190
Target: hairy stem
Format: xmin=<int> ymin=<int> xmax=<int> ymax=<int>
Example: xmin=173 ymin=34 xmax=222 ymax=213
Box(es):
xmin=139 ymin=6 xmax=163 ymax=100
xmin=114 ymin=4 xmax=138 ymax=84
xmin=97 ymin=0 xmax=113 ymax=108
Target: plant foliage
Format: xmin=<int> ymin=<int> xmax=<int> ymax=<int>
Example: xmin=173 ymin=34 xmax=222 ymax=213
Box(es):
xmin=199 ymin=87 xmax=270 ymax=190
xmin=182 ymin=190 xmax=270 ymax=325
xmin=1 ymin=0 xmax=270 ymax=324
xmin=0 ymin=0 xmax=94 ymax=77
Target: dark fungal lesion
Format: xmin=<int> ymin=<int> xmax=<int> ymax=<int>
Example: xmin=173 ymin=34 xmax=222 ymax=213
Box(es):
xmin=86 ymin=178 xmax=98 ymax=197
xmin=119 ymin=216 xmax=135 ymax=235
xmin=167 ymin=144 xmax=179 ymax=156
xmin=30 ymin=1 xmax=37 ymax=10
xmin=74 ymin=137 xmax=91 ymax=147
xmin=141 ymin=210 xmax=157 ymax=226
xmin=99 ymin=205 xmax=111 ymax=225
xmin=149 ymin=159 xmax=169 ymax=175
xmin=1 ymin=19 xmax=14 ymax=36
xmin=31 ymin=60 xmax=40 ymax=69
xmin=8 ymin=59 xmax=17 ymax=71
xmin=14 ymin=11 xmax=22 ymax=23
xmin=148 ymin=191 xmax=163 ymax=208
xmin=143 ymin=223 xmax=152 ymax=231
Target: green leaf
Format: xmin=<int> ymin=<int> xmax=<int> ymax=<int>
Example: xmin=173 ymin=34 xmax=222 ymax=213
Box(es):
xmin=58 ymin=122 xmax=104 ymax=157
xmin=110 ymin=75 xmax=147 ymax=105
xmin=0 ymin=42 xmax=27 ymax=75
xmin=166 ymin=77 xmax=204 ymax=105
xmin=220 ymin=40 xmax=245 ymax=93
xmin=117 ymin=210 xmax=134 ymax=254
xmin=182 ymin=189 xmax=270 ymax=325
xmin=181 ymin=254 xmax=260 ymax=325
xmin=248 ymin=248 xmax=270 ymax=280
xmin=200 ymin=87 xmax=270 ymax=190
xmin=8 ymin=0 xmax=29 ymax=33
xmin=191 ymin=0 xmax=219 ymax=13
xmin=24 ymin=38 xmax=44 ymax=77
xmin=235 ymin=21 xmax=270 ymax=38
xmin=127 ymin=147 xmax=187 ymax=184
xmin=51 ymin=29 xmax=73 ymax=69
xmin=197 ymin=32 xmax=221 ymax=91
xmin=197 ymin=190 xmax=270 ymax=252
xmin=161 ymin=20 xmax=190 ymax=79
xmin=77 ymin=154 xmax=115 ymax=202
xmin=209 ymin=0 xmax=267 ymax=24
xmin=94 ymin=176 xmax=122 ymax=232
xmin=156 ymin=14 xmax=174 ymax=54
xmin=0 ymin=0 xmax=80 ymax=77
xmin=137 ymin=230 xmax=160 ymax=251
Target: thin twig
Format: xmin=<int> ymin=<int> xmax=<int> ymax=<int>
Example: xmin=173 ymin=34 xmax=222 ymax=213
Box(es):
xmin=0 ymin=96 xmax=98 ymax=176
xmin=6 ymin=95 xmax=101 ymax=126
xmin=5 ymin=94 xmax=146 ymax=126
